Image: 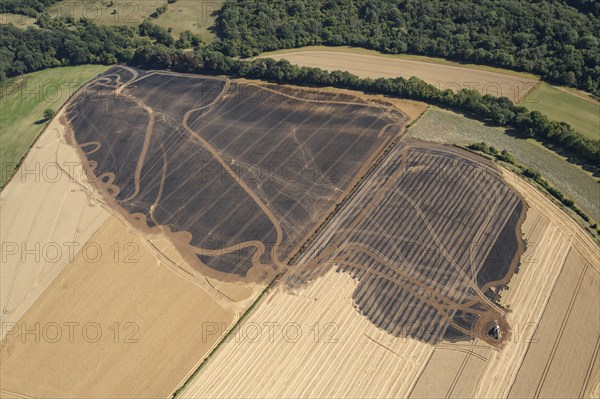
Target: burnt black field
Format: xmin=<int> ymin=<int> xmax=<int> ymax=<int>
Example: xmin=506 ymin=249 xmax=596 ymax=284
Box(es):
xmin=65 ymin=66 xmax=527 ymax=344
xmin=66 ymin=66 xmax=407 ymax=280
xmin=288 ymin=143 xmax=526 ymax=344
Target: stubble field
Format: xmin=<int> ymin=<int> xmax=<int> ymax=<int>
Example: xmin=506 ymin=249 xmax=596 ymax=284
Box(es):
xmin=1 ymin=67 xmax=424 ymax=398
xmin=0 ymin=215 xmax=238 ymax=398
xmin=261 ymin=47 xmax=538 ymax=102
xmin=180 ymin=143 xmax=599 ymax=399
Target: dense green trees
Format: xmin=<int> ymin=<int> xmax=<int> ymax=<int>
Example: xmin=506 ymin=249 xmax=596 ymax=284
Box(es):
xmin=0 ymin=0 xmax=62 ymax=17
xmin=42 ymin=108 xmax=54 ymax=121
xmin=150 ymin=4 xmax=168 ymax=19
xmin=0 ymin=18 xmax=144 ymax=79
xmin=213 ymin=0 xmax=600 ymax=94
xmin=223 ymin=58 xmax=599 ymax=165
xmin=0 ymin=16 xmax=597 ymax=169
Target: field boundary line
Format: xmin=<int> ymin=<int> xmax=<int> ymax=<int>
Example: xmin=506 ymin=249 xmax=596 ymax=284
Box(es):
xmin=170 ymin=272 xmax=283 ymax=398
xmin=0 ymin=389 xmax=35 ymax=399
xmin=533 ymin=262 xmax=589 ymax=398
xmin=170 ymin=85 xmax=414 ymax=398
xmin=445 ymin=345 xmax=476 ymax=399
xmin=579 ymin=334 xmax=600 ymax=398
xmin=406 ymin=348 xmax=436 ymax=399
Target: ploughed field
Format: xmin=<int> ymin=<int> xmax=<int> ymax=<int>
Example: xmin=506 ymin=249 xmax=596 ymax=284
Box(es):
xmin=288 ymin=143 xmax=526 ymax=345
xmin=65 ymin=66 xmax=407 ymax=283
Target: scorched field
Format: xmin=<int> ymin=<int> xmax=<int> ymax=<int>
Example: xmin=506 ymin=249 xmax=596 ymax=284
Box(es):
xmin=65 ymin=66 xmax=408 ymax=283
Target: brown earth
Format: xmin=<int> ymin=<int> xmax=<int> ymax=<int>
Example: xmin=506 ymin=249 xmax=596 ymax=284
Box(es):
xmin=65 ymin=66 xmax=412 ymax=283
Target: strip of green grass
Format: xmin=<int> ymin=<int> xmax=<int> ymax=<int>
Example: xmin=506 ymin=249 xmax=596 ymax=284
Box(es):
xmin=0 ymin=13 xmax=38 ymax=28
xmin=0 ymin=65 xmax=111 ymax=188
xmin=155 ymin=0 xmax=223 ymax=43
xmin=48 ymin=0 xmax=160 ymax=28
xmin=263 ymin=46 xmax=598 ymax=142
xmin=49 ymin=0 xmax=222 ymax=42
xmin=521 ymin=83 xmax=599 ymax=141
xmin=404 ymin=107 xmax=600 ymax=222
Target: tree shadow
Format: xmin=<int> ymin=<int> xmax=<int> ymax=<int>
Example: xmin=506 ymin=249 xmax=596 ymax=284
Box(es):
xmin=207 ymin=9 xmax=223 ymax=39
xmin=33 ymin=118 xmax=49 ymax=125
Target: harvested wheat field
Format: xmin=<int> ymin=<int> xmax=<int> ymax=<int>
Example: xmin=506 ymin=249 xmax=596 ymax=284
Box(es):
xmin=0 ymin=79 xmax=270 ymax=397
xmin=0 ymin=215 xmax=239 ymax=399
xmin=410 ymin=170 xmax=600 ymax=399
xmin=2 ymin=65 xmax=595 ymax=399
xmin=182 ymin=268 xmax=435 ymax=398
xmin=179 ymin=142 xmax=523 ymax=396
xmin=179 ymin=143 xmax=599 ymax=399
xmin=262 ymin=48 xmax=537 ymax=102
xmin=0 ymin=111 xmax=109 ymax=338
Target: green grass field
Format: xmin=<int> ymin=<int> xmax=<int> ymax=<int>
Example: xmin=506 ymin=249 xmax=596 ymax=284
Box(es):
xmin=263 ymin=46 xmax=598 ymax=141
xmin=0 ymin=65 xmax=110 ymax=188
xmin=404 ymin=107 xmax=600 ymax=222
xmin=48 ymin=0 xmax=222 ymax=42
xmin=520 ymin=83 xmax=599 ymax=141
xmin=48 ymin=0 xmax=160 ymax=28
xmin=154 ymin=0 xmax=223 ymax=42
xmin=0 ymin=13 xmax=38 ymax=28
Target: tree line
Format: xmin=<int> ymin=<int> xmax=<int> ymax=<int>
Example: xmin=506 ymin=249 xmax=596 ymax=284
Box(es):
xmin=213 ymin=0 xmax=600 ymax=95
xmin=125 ymin=38 xmax=599 ymax=166
xmin=0 ymin=0 xmax=62 ymax=17
xmin=1 ymin=17 xmax=598 ymax=169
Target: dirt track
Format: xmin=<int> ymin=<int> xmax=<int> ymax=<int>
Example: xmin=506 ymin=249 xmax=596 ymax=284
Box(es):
xmin=262 ymin=50 xmax=537 ymax=102
xmin=3 ymin=66 xmax=595 ymax=398
xmin=286 ymin=142 xmax=526 ymax=344
xmin=408 ymin=169 xmax=600 ymax=399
